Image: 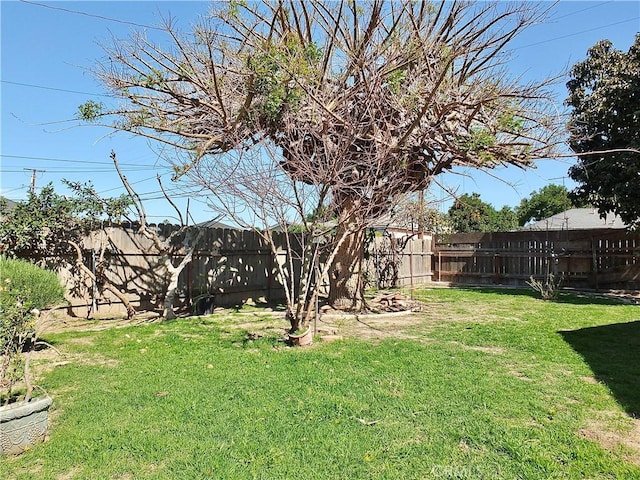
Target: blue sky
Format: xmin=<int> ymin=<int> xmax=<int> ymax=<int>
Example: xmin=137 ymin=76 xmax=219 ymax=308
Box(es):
xmin=1 ymin=1 xmax=639 ymax=224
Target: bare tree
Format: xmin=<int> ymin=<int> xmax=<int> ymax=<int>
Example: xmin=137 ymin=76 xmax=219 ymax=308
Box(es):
xmin=84 ymin=0 xmax=563 ymax=315
xmin=186 ymin=133 xmax=414 ymax=330
xmin=110 ymin=151 xmax=205 ymax=320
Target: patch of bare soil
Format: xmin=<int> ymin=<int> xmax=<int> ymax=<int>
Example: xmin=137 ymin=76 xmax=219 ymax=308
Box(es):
xmin=580 ymin=416 xmax=640 ymax=466
xmin=316 ymin=311 xmax=429 ymax=341
xmin=30 ymin=347 xmax=119 ymax=375
xmin=43 ymin=310 xmax=162 ymax=334
xmin=42 ymin=293 xmax=473 ymax=343
xmin=312 ymin=293 xmax=489 ymax=341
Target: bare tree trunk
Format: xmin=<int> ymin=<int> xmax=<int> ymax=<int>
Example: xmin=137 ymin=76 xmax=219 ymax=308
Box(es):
xmin=161 ymin=229 xmax=204 ymax=320
xmin=23 ymin=347 xmax=33 ymax=402
xmin=112 ymin=151 xmax=207 ymax=320
xmin=162 ymin=265 xmax=180 ymax=321
xmin=328 ymin=204 xmax=366 ymax=311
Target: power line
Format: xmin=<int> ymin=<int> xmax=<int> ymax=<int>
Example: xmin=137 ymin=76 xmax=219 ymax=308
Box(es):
xmin=1 ymin=80 xmax=113 ymax=98
xmin=19 ymin=0 xmax=163 ymax=30
xmin=0 ymin=154 xmax=161 ymax=168
xmin=0 ymin=186 xmax=28 ymax=195
xmin=95 ymin=174 xmax=177 ymax=195
xmin=551 ymin=1 xmax=614 ymax=21
xmin=1 ymin=169 xmax=152 ymax=174
xmin=1 ymin=175 xmax=204 ymax=203
xmin=515 ymin=16 xmax=640 ymax=50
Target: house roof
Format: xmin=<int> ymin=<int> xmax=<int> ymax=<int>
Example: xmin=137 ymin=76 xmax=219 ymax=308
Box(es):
xmin=0 ymin=197 xmax=17 ymax=212
xmin=522 ymin=208 xmax=628 ymax=231
xmin=197 ymin=219 xmax=236 ymax=230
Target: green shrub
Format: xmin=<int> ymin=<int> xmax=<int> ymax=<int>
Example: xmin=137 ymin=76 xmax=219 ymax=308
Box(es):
xmin=0 ymin=257 xmax=65 ymax=402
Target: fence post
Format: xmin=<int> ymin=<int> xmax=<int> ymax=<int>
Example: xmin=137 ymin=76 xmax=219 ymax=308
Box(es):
xmin=186 ymin=257 xmax=193 ymax=306
xmin=91 ymin=248 xmax=98 ymax=314
xmin=409 ymin=239 xmax=414 ymax=291
xmin=591 ymin=236 xmax=599 ymax=291
xmin=267 ymin=244 xmax=274 ymax=304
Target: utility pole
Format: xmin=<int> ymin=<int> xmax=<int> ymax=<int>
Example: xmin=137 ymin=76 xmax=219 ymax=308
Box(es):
xmin=24 ymin=168 xmax=45 ymax=194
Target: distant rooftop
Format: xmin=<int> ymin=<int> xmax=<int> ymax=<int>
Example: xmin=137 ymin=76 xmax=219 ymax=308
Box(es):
xmin=0 ymin=197 xmax=17 ymax=212
xmin=522 ymin=208 xmax=627 ymax=231
xmin=197 ymin=218 xmax=236 ymax=230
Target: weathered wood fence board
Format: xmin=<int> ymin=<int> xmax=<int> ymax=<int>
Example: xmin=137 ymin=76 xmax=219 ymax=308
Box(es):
xmin=183 ymin=227 xmax=294 ymax=310
xmin=364 ymin=234 xmax=433 ymax=289
xmin=32 ymin=226 xmax=639 ymax=317
xmin=50 ymin=225 xmax=301 ymax=316
xmin=434 ymin=229 xmax=640 ymax=290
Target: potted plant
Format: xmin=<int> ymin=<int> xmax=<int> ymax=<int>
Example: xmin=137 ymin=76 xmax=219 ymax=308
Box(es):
xmin=0 ymin=257 xmax=65 ymax=455
xmin=288 ymin=325 xmax=313 ymax=346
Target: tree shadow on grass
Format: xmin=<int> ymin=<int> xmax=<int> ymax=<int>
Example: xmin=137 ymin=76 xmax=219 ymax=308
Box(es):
xmin=560 ymin=320 xmax=640 ymax=418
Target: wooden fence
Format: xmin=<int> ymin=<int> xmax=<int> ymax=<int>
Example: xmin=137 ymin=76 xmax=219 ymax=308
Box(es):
xmin=34 ymin=226 xmax=639 ymax=316
xmin=365 ymin=234 xmax=434 ymax=289
xmin=433 ymin=229 xmax=640 ymax=290
xmin=52 ymin=225 xmax=299 ymax=316
xmin=56 ymin=226 xmax=434 ymax=316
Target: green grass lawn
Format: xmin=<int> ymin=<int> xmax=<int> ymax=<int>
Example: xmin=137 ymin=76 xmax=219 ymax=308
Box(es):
xmin=1 ymin=287 xmax=639 ymax=479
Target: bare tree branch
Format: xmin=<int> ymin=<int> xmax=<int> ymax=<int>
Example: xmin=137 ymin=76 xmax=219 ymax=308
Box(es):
xmin=87 ymin=0 xmax=565 ymax=325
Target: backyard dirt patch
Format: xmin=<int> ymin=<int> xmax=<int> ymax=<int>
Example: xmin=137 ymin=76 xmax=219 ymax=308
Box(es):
xmin=44 ymin=310 xmax=162 ymax=334
xmin=580 ymin=416 xmax=640 ymax=467
xmin=316 ymin=310 xmax=427 ymax=339
xmin=43 ymin=295 xmax=444 ymax=341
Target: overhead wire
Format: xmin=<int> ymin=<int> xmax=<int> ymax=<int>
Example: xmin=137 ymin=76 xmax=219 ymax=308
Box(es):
xmin=0 ymin=186 xmax=28 ymax=195
xmin=1 ymin=80 xmax=114 ymax=98
xmin=0 ymin=154 xmax=162 ymax=168
xmin=18 ymin=0 xmax=163 ymax=30
xmin=1 ymin=172 xmax=209 ymax=204
xmin=550 ymin=1 xmax=614 ymax=21
xmin=514 ymin=16 xmax=640 ymax=51
xmin=1 ymin=169 xmax=151 ymax=174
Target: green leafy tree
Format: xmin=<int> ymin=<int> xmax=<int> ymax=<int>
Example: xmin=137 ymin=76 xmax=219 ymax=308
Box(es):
xmin=516 ymin=184 xmax=586 ymax=226
xmin=0 ymin=186 xmax=79 ymax=258
xmin=567 ymin=34 xmax=640 ymax=228
xmin=0 ymin=184 xmax=130 ymax=258
xmin=448 ymin=193 xmax=516 ymax=233
xmin=492 ymin=206 xmax=519 ymax=232
xmin=0 ymin=185 xmax=136 ymax=318
xmin=449 ymin=194 xmax=488 ymax=233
